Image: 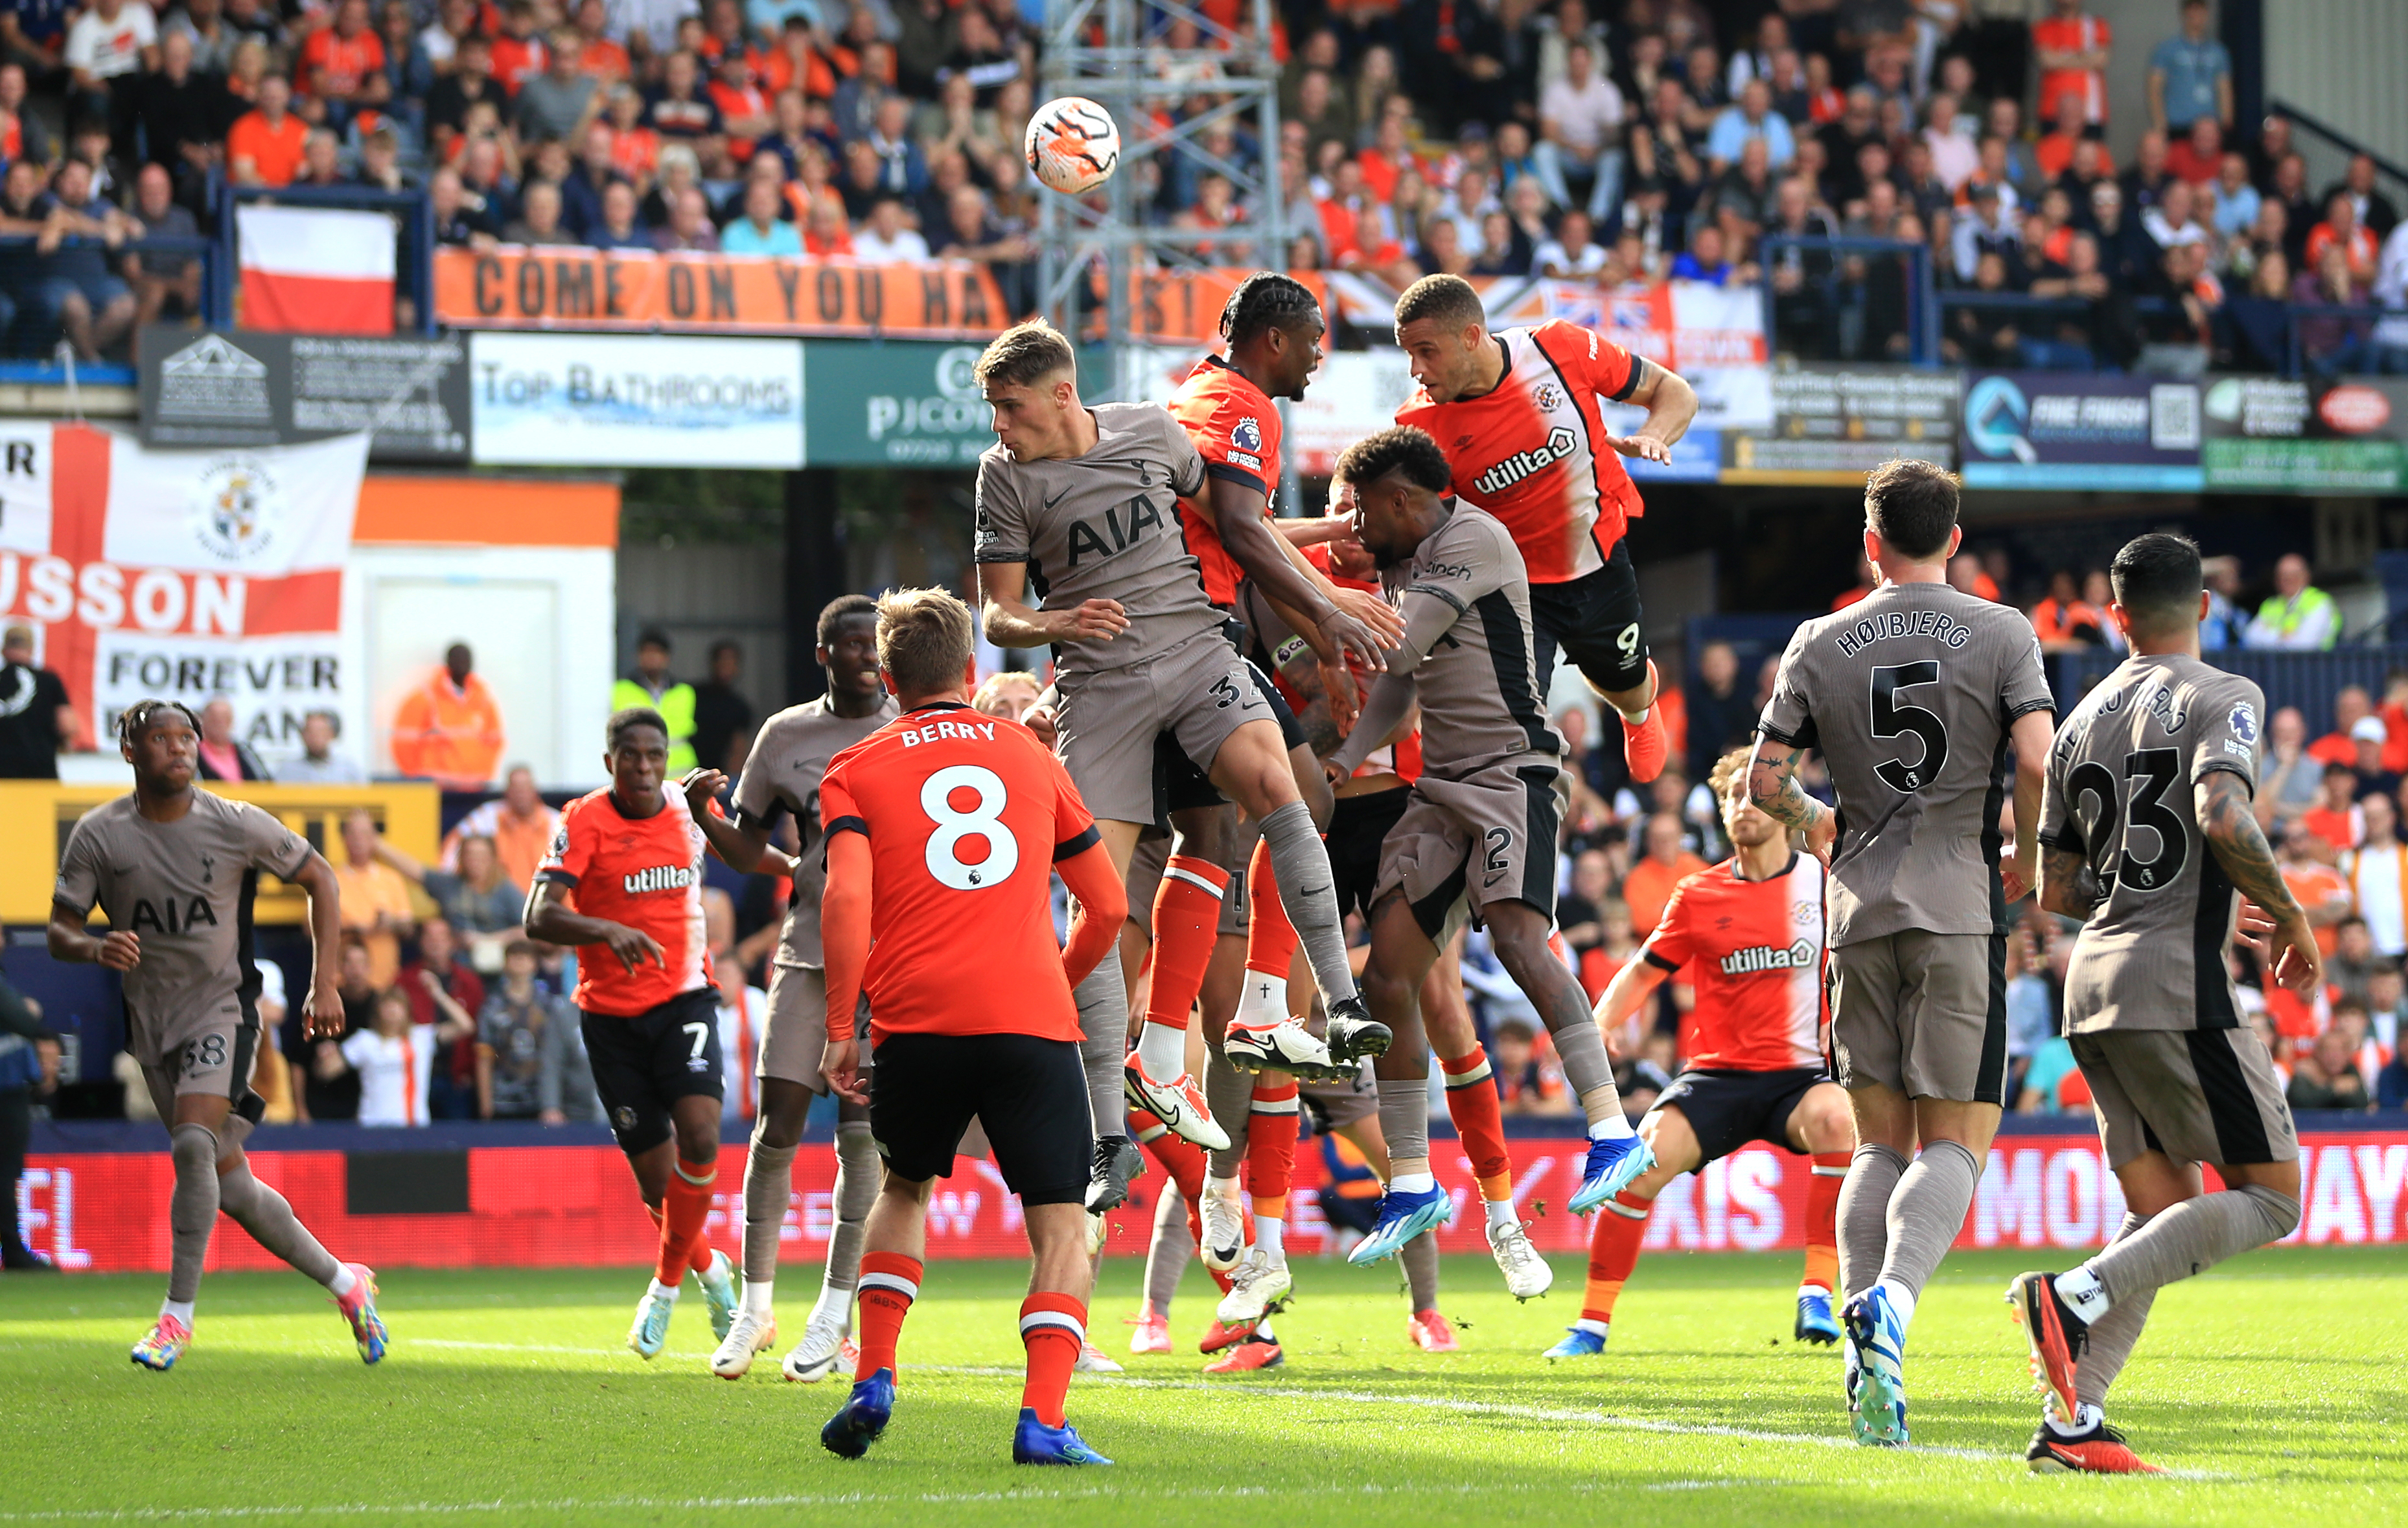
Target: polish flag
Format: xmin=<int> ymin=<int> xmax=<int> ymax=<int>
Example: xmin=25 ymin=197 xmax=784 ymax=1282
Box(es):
xmin=238 ymin=205 xmax=395 ymax=334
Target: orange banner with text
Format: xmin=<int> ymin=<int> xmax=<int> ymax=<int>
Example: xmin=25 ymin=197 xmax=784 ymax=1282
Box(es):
xmin=434 ymin=247 xmax=1012 ymax=338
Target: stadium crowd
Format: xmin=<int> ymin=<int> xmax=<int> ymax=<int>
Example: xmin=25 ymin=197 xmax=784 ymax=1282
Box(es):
xmin=0 ymin=0 xmax=2396 ymax=365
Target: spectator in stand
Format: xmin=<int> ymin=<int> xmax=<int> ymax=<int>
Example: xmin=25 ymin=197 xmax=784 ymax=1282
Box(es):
xmin=2030 ymin=568 xmax=2107 ymax=651
xmin=713 ymin=941 xmax=763 ymax=1125
xmin=442 ymin=763 xmax=559 ymax=892
xmin=425 ymin=31 xmax=499 ymax=159
xmin=338 ymin=988 xmax=432 ymax=1127
xmin=294 ymin=128 xmax=347 ymax=187
xmin=721 ymin=173 xmax=800 ymax=254
xmin=1669 ymin=221 xmax=1750 ymax=284
xmin=2210 ymin=152 xmax=2261 ymax=244
xmin=227 ymin=71 xmax=307 ymax=187
xmin=1683 ymin=641 xmax=1755 ymax=785
xmin=515 ymin=28 xmax=599 ymax=146
xmin=2033 ymin=0 xmax=2111 ymax=128
xmin=1492 ymin=1018 xmax=1575 ymax=1118
xmin=34 ymin=157 xmax=137 ymax=362
xmin=286 ymin=938 xmax=371 ymax=1123
xmin=477 ymin=940 xmax=599 ymax=1122
xmin=800 ymin=189 xmax=853 ymax=255
xmin=851 ymin=194 xmax=929 ymax=262
xmin=587 ymin=179 xmax=647 ymax=249
xmin=2122 ymin=128 xmax=2171 ymax=218
xmin=351 ymin=125 xmax=412 ymax=193
xmin=390 ymin=642 xmax=505 ymax=788
xmin=429 ymin=165 xmax=499 ymax=249
xmin=378 ymin=831 xmax=524 ymax=964
xmin=2344 ymin=790 xmax=2408 ymax=958
xmin=557 ymin=121 xmax=620 ymax=237
xmin=2366 ymin=964 xmax=2407 ymax=1058
xmin=2142 ymin=176 xmax=2210 ymax=257
xmin=487 ymin=0 xmax=548 ymax=98
xmin=2278 ymin=818 xmax=2357 ymax=960
xmin=297 ymin=0 xmax=389 ymax=134
xmin=689 ymin=639 xmax=753 ymax=776
xmin=64 ymin=0 xmax=156 ymax=125
xmin=189 ymin=695 xmax=269 ymax=780
xmin=126 ymin=28 xmax=224 ymax=202
xmin=1532 ymin=38 xmax=1623 ymax=224
xmin=398 ymin=916 xmax=482 ymax=1118
xmin=373 ymin=0 xmax=431 ymax=139
xmin=1622 ymin=811 xmax=1708 ymax=937
xmin=2258 ymin=708 xmax=2332 ymax=834
xmin=2305 ymin=189 xmax=2379 ymax=288
xmin=1951 ymin=179 xmax=2020 ymax=283
xmin=2034 ymin=93 xmax=2104 ymax=186
xmin=2294 ymin=240 xmax=2376 ymax=376
xmin=611 ymin=628 xmax=698 ymax=772
xmin=2286 ymin=1024 xmax=2370 ymax=1111
xmin=2245 ymin=553 xmax=2339 ymax=649
xmin=2269 ymin=152 xmax=2317 ymax=268
xmin=2302 ymin=762 xmax=2363 ymax=854
xmin=1706 ymin=76 xmax=1792 ymax=176
xmin=2148 ymin=0 xmax=2230 ymax=135
xmin=2321 ymin=154 xmax=2400 ymax=245
xmin=0 ymin=624 xmax=74 ymax=778
xmin=1533 ymin=208 xmax=1606 ymax=280
xmin=502 ymin=178 xmax=579 ymax=244
xmin=1917 ymin=90 xmax=1975 ymax=193
xmin=2346 ymin=715 xmax=2402 ymax=804
xmin=334 ymin=808 xmax=416 ymax=990
xmin=277 ymin=708 xmax=363 ymax=783
xmin=654 ymin=185 xmax=719 ymax=251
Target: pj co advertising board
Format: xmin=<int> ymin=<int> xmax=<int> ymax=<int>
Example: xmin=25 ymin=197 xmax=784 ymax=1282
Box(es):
xmin=798 ymin=341 xmax=992 ymax=466
xmin=469 ymin=332 xmax=803 ymax=468
xmin=1959 ymin=372 xmax=2203 ymax=490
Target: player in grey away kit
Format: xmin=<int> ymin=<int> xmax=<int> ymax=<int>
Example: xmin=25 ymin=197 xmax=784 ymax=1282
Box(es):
xmin=50 ymin=699 xmax=388 ymax=1371
xmin=1747 ymin=459 xmax=2056 ymax=1446
xmin=1321 ymin=426 xmax=1647 ymax=1271
xmin=970 ymin=319 xmax=1389 ymax=1214
xmin=684 ymin=594 xmax=897 ymax=1383
xmin=2013 ymin=532 xmax=2317 ymax=1475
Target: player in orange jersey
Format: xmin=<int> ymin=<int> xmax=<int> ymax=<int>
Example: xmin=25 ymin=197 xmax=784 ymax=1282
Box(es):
xmin=526 ymin=707 xmax=740 ymax=1360
xmin=1555 ymin=745 xmax=1855 ymax=1358
xmin=1391 ymin=273 xmax=1698 ymax=785
xmin=813 ymin=588 xmax=1128 ymax=1467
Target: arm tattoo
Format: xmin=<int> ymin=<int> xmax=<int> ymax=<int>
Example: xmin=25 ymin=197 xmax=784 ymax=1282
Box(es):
xmin=2197 ymin=772 xmax=2302 ymax=918
xmin=2039 ymin=845 xmax=2103 ymax=918
xmin=1277 ymin=653 xmax=1345 ymax=758
xmin=1747 ymin=746 xmax=1826 ymax=833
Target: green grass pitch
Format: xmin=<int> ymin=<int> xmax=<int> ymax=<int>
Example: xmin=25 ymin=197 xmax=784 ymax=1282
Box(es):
xmin=4 ymin=1247 xmax=2402 ymax=1526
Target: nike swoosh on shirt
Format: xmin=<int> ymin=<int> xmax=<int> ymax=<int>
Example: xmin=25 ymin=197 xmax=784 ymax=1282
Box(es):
xmin=1045 ymin=487 xmax=1072 ymax=508
xmin=1482 ymin=874 xmax=1507 ymax=889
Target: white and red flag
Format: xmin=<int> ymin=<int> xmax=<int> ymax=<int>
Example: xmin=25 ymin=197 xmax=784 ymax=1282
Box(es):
xmin=237 ymin=205 xmax=396 ymax=334
xmin=0 ymin=422 xmax=367 ymax=750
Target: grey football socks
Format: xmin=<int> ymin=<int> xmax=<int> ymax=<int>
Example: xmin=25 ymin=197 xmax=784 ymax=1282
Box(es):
xmin=809 ymin=1121 xmax=880 ymax=1323
xmin=741 ymin=1130 xmax=799 ymax=1287
xmin=1376 ymin=1076 xmax=1431 ymax=1169
xmin=1402 ymin=1229 xmax=1440 ymax=1311
xmin=1874 ymin=1139 xmax=1982 ymax=1305
xmin=1074 ymin=961 xmax=1131 ymax=1137
xmin=1547 ymin=1017 xmax=1619 ymax=1111
xmin=1837 ymin=1141 xmax=1908 ymax=1301
xmin=2073 ymin=1212 xmax=2157 ymax=1409
xmin=1204 ymin=1047 xmax=1253 ymax=1177
xmin=214 ymin=1159 xmax=342 ymax=1286
xmin=2083 ymin=1183 xmax=2301 ymax=1312
xmin=1144 ymin=1185 xmax=1190 ymax=1315
xmin=1260 ymin=800 xmax=1358 ymax=1004
xmin=167 ymin=1122 xmax=220 ymax=1304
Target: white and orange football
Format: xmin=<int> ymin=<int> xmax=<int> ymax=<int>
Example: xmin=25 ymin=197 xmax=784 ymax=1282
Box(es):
xmin=1024 ymin=96 xmax=1121 ymax=196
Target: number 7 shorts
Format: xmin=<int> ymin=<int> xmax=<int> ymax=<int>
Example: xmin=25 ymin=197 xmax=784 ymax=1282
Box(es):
xmin=580 ymin=988 xmax=726 ymax=1156
xmin=1373 ymin=757 xmax=1568 ymax=940
xmin=1050 ymin=631 xmax=1271 ymax=826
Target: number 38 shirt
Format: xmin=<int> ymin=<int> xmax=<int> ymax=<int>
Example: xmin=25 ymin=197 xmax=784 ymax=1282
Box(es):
xmin=818 ymin=702 xmax=1101 ymax=1045
xmin=535 ymin=787 xmax=713 ymax=1016
xmin=1758 ymin=581 xmax=2053 ymax=949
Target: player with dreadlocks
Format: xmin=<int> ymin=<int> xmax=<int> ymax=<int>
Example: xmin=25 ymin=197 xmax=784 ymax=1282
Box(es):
xmin=52 ymin=700 xmax=386 ymax=1371
xmin=1122 ymin=272 xmax=1411 ymax=1351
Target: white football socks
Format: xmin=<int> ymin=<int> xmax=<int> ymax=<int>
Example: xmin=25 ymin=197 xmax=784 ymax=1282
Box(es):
xmin=647 ymin=1278 xmax=680 ymax=1303
xmin=1391 ymin=1171 xmax=1436 ymax=1194
xmin=1484 ymin=1198 xmax=1520 ymax=1229
xmin=1253 ymin=1216 xmax=1284 ymax=1260
xmin=326 ymin=1265 xmax=358 ymax=1297
xmin=1136 ymin=1021 xmax=1187 ymax=1080
xmin=743 ymin=1279 xmax=775 ymax=1319
xmin=2054 ymin=1264 xmax=2113 ymax=1323
xmin=161 ymin=1298 xmax=196 ymax=1326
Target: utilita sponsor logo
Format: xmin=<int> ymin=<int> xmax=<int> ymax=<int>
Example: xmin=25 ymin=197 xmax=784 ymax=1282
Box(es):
xmin=623 ymin=864 xmax=700 ymax=894
xmin=2319 ymin=385 xmax=2392 ymax=435
xmin=1471 ymin=426 xmax=1578 ymax=496
xmin=1719 ymin=940 xmax=1816 ymax=976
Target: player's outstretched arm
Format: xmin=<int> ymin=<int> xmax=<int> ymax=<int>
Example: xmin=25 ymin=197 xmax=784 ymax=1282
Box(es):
xmin=817 ymin=830 xmax=872 ymax=1104
xmin=977 ymin=560 xmax=1126 ymax=649
xmin=1747 ymin=737 xmax=1837 ymax=859
xmin=679 ymin=769 xmax=788 ymax=875
xmin=2036 ymin=846 xmax=2103 ymax=920
xmin=1592 ymin=953 xmax=1669 ymax=1046
xmin=47 ymin=898 xmax=137 ymax=971
xmin=2197 ymin=770 xmax=2321 ymax=994
xmin=524 ymin=879 xmax=664 ymax=975
xmin=1604 ymin=356 xmax=1700 ymax=463
xmin=1055 ymin=837 xmax=1128 ymax=988
xmin=1198 ymin=475 xmax=1395 ymax=671
xmin=288 ymin=850 xmax=349 ymax=1039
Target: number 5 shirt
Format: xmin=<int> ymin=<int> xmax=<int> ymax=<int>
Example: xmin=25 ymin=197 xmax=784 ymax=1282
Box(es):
xmin=535 ymin=787 xmax=713 ymax=1015
xmin=819 ymin=702 xmax=1101 ymax=1045
xmin=1758 ymin=581 xmax=2053 ymax=948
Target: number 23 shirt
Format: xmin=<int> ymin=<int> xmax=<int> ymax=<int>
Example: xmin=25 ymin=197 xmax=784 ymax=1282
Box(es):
xmin=1758 ymin=581 xmax=2053 ymax=948
xmin=819 ymin=702 xmax=1100 ymax=1045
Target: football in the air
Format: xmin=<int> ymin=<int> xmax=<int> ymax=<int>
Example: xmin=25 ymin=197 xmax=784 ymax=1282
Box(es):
xmin=1025 ymin=96 xmax=1121 ymax=195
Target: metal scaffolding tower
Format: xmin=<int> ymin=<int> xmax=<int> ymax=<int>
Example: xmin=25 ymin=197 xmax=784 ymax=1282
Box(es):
xmin=1033 ymin=0 xmax=1288 ymax=402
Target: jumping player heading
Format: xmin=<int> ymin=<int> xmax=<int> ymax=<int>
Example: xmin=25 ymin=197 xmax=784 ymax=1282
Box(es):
xmin=52 ymin=699 xmax=386 ymax=1371
xmin=1391 ymin=273 xmax=1699 ymax=783
xmin=526 ymin=707 xmax=741 ymax=1361
xmin=972 ymin=318 xmax=1388 ymax=1201
xmin=813 ymin=587 xmax=1127 ymax=1467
